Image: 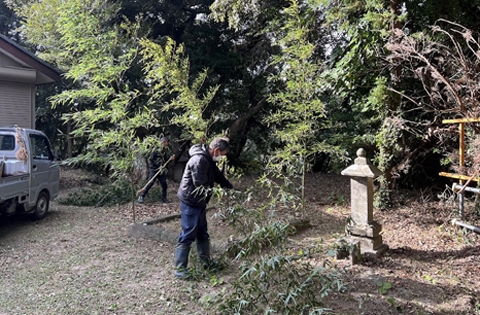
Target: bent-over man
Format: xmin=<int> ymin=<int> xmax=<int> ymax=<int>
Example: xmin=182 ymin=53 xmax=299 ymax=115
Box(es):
xmin=174 ymin=137 xmax=233 ymax=278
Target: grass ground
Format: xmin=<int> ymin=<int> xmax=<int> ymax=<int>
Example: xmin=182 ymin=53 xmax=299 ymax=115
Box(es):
xmin=0 ymin=169 xmax=478 ymax=314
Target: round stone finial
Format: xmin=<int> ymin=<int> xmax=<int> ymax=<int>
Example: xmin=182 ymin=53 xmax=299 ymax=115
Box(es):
xmin=356 ymin=148 xmax=367 ymax=158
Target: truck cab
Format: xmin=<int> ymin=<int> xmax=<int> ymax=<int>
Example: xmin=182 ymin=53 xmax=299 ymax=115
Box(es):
xmin=0 ymin=127 xmax=59 ymax=219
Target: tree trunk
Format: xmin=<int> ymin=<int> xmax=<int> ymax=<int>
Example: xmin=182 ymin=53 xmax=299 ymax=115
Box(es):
xmin=67 ymin=120 xmax=73 ymax=159
xmin=390 ymin=0 xmax=402 ymax=30
xmin=228 ymin=98 xmax=267 ymax=165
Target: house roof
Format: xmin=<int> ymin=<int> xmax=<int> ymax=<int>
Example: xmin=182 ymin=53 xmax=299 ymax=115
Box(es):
xmin=0 ymin=34 xmax=61 ymax=84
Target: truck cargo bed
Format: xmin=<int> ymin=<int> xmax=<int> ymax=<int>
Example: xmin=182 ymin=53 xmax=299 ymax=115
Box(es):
xmin=0 ymin=173 xmax=30 ymax=201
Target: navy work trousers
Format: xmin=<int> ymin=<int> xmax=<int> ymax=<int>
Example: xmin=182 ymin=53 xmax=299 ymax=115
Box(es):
xmin=141 ymin=169 xmax=167 ymax=199
xmin=177 ymin=201 xmax=209 ymax=247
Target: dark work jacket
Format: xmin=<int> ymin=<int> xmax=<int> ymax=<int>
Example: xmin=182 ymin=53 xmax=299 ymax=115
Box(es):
xmin=149 ymin=147 xmax=171 ymax=172
xmin=177 ymin=144 xmax=233 ymax=208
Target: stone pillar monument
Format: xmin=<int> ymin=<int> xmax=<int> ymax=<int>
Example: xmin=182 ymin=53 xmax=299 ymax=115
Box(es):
xmin=340 ymin=148 xmax=388 ymax=257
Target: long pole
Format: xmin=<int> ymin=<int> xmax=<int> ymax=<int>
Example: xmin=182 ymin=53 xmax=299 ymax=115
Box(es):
xmin=459 ymin=123 xmax=465 ymax=219
xmin=136 ymin=159 xmax=172 ymax=197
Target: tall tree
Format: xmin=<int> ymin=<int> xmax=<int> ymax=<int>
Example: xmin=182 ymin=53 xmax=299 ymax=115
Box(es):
xmin=265 ymin=0 xmax=344 ymax=215
xmin=320 ymin=0 xmax=480 ymax=201
xmin=0 ymin=0 xmax=18 ymax=36
xmin=14 ymin=0 xmax=224 ymax=175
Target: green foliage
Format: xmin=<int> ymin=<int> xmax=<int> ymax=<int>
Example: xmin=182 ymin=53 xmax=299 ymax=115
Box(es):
xmin=227 ymin=221 xmax=295 ymax=260
xmin=211 ymin=178 xmax=346 ymax=315
xmin=0 ymin=1 xmax=17 ymax=36
xmin=374 ymin=117 xmax=403 ymax=209
xmin=219 ymin=255 xmax=345 ymax=314
xmin=10 ymin=0 xmax=480 ymax=197
xmin=63 ymin=153 xmax=110 ymax=176
xmin=377 ymin=281 xmax=392 ymax=295
xmin=265 ymin=0 xmax=344 ymax=216
xmin=321 ymin=0 xmax=399 ymax=205
xmin=257 ymin=174 xmax=301 ymax=216
xmin=421 ymin=275 xmax=437 ymax=284
xmin=14 ymin=0 xmax=227 ymax=214
xmin=219 ymin=204 xmax=263 ymax=237
xmin=18 ymin=0 xmax=151 ymax=183
xmin=178 ymin=257 xmax=229 ymax=283
xmin=141 ymin=38 xmax=220 ymax=143
xmin=209 ymin=275 xmax=224 ymax=287
xmin=366 ymin=77 xmax=389 ymax=115
xmin=57 ymin=180 xmax=134 ymax=207
xmin=210 ymin=0 xmax=273 ymax=31
xmin=327 ymin=239 xmax=360 ymax=261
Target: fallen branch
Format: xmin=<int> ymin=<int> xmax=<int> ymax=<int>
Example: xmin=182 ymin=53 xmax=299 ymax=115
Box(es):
xmin=142 ymin=207 xmax=217 ymax=225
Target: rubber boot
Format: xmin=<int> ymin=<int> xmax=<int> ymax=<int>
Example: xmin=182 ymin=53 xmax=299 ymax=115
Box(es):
xmin=174 ymin=245 xmax=190 ymax=278
xmin=162 ymin=187 xmax=170 ymax=203
xmin=197 ymin=240 xmax=225 ymax=272
xmin=196 ymin=239 xmax=211 ymax=269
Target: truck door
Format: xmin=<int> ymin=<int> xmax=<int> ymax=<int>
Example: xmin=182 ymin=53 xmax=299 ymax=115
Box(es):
xmin=29 ymin=133 xmax=59 ymax=204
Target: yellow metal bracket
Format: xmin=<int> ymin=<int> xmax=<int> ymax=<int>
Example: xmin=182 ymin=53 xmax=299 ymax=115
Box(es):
xmin=440 ymin=118 xmax=480 ymax=183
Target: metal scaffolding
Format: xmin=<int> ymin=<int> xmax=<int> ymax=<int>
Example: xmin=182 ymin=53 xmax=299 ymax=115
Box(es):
xmin=439 ymin=118 xmax=480 ymax=234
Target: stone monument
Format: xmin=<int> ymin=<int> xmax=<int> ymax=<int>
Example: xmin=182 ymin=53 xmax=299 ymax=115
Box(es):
xmin=340 ymin=148 xmax=389 ymax=257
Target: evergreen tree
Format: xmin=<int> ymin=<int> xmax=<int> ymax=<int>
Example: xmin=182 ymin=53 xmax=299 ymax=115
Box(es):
xmin=0 ymin=0 xmax=17 ymax=37
xmin=265 ymin=0 xmax=344 ymax=215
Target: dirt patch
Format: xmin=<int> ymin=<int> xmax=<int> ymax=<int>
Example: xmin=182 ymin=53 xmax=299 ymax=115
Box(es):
xmin=0 ymin=169 xmax=478 ymax=314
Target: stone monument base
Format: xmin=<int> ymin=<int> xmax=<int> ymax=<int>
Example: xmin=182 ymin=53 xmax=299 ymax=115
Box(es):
xmin=342 ymin=235 xmax=389 ymax=257
xmin=346 ymin=221 xmax=382 ymax=238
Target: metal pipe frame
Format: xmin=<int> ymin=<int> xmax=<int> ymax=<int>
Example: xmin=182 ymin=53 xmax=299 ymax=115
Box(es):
xmin=452 ymin=219 xmax=480 ymax=234
xmin=451 ymin=182 xmax=480 ymax=233
xmin=452 ymin=183 xmax=480 ymax=195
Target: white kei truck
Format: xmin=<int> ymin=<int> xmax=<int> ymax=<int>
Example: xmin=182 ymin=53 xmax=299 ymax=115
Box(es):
xmin=0 ymin=127 xmax=59 ymax=220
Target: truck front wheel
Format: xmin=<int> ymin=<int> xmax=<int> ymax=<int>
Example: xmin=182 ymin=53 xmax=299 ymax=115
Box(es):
xmin=33 ymin=191 xmax=49 ymax=220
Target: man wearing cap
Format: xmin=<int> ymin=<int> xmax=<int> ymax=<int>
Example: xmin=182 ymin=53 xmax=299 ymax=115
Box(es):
xmin=138 ymin=137 xmax=174 ymax=204
xmin=174 ymin=137 xmax=233 ymax=278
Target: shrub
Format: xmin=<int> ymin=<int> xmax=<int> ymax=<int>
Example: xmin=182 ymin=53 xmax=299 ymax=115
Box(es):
xmin=57 ymin=180 xmax=134 ymax=207
xmin=218 ymin=255 xmax=345 ymax=314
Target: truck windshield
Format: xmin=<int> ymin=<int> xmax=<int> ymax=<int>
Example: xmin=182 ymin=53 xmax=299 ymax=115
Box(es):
xmin=0 ymin=135 xmax=15 ymax=151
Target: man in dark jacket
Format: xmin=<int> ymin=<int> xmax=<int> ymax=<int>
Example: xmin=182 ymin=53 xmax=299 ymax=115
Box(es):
xmin=174 ymin=137 xmax=233 ymax=278
xmin=138 ymin=137 xmax=174 ymax=204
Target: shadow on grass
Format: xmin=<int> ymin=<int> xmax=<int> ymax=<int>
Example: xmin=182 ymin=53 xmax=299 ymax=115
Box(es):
xmin=0 ymin=203 xmax=89 ymax=242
